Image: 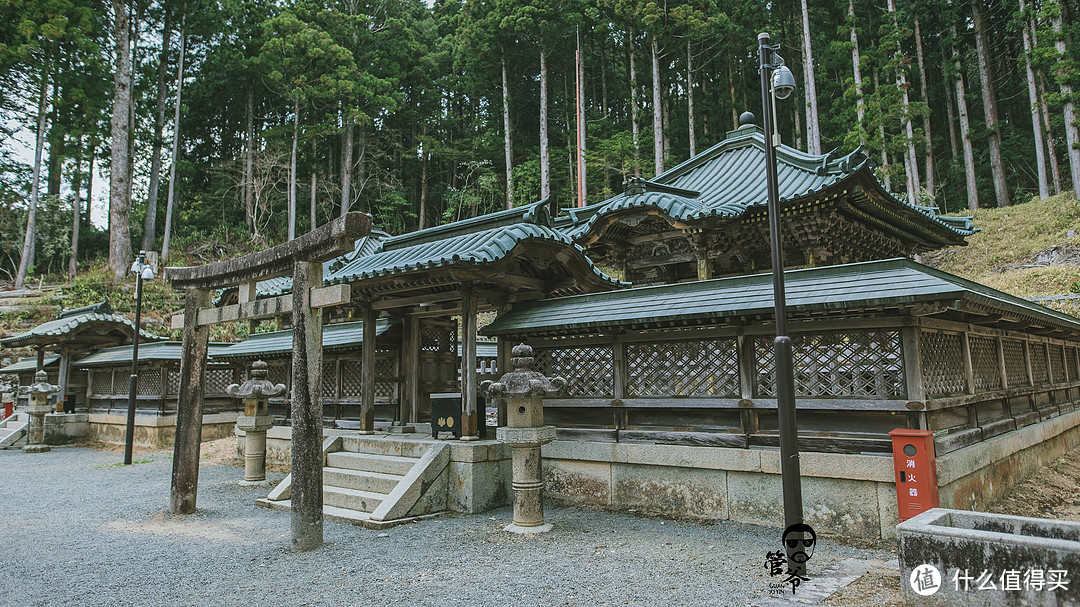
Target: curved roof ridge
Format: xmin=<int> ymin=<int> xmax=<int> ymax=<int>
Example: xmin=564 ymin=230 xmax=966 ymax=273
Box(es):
xmin=380 ymin=198 xmax=552 ymax=252
xmin=324 ymin=221 xmax=626 ymax=289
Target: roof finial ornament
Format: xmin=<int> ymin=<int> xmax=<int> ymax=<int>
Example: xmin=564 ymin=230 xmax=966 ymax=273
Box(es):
xmin=623 ymin=177 xmax=646 ymax=196
xmin=739 ymin=111 xmax=756 ymax=127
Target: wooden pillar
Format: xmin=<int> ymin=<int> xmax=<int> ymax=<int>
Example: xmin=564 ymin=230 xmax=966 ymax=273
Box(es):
xmin=900 ymin=326 xmax=927 ymax=430
xmin=169 ymin=288 xmax=210 ymax=515
xmin=737 ymin=332 xmax=758 ymax=434
xmin=401 ymin=315 xmax=420 ymax=424
xmin=460 ymin=284 xmax=479 ymax=439
xmin=360 ymin=302 xmax=376 ymax=433
xmin=36 ymin=348 xmax=45 ymax=371
xmin=695 ymin=241 xmax=712 ymax=281
xmin=290 ymin=260 xmax=323 ymax=552
xmin=57 ymin=347 xmax=71 ymax=408
xmin=612 ymin=336 xmax=627 ymax=430
xmin=496 ymin=337 xmax=510 ymax=427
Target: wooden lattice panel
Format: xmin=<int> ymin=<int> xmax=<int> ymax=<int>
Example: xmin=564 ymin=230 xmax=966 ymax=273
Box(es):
xmin=205 ymin=368 xmax=234 ymax=395
xmin=138 ymin=368 xmax=162 ymax=395
xmin=341 ymin=360 xmax=363 ymax=397
xmin=91 ymin=370 xmax=114 ymax=395
xmin=375 ymin=357 xmax=398 ymax=399
xmin=421 ymin=326 xmax=456 ymax=352
xmin=1031 ymin=344 xmax=1049 ymax=384
xmin=804 ymin=331 xmax=902 ymax=398
xmin=756 ymin=331 xmax=903 ymax=398
xmin=167 ymin=370 xmax=181 ymax=394
xmin=1002 ymin=340 xmax=1030 ymax=387
xmin=920 ymin=331 xmax=968 ymax=397
xmin=1051 ymin=345 xmax=1067 ymax=383
xmin=625 ymin=339 xmax=739 ymax=397
xmin=533 ymin=346 xmax=615 ymax=397
xmin=755 ymin=339 xmax=777 ymax=397
xmin=322 ymin=362 xmax=338 ymax=398
xmin=1069 ymin=347 xmax=1079 ymax=381
xmin=969 ymin=336 xmax=1002 ymax=392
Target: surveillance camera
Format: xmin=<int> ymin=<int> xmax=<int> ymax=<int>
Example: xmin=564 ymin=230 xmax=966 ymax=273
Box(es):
xmin=772 ymin=65 xmax=796 ymax=100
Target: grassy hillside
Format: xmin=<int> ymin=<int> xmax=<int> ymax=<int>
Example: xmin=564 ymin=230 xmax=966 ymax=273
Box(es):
xmin=924 ymin=192 xmax=1080 ymax=299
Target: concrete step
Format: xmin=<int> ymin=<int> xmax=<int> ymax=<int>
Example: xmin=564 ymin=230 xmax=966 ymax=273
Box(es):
xmin=323 ymin=486 xmax=386 ymax=513
xmin=0 ymin=419 xmax=27 ymax=449
xmin=256 ymin=499 xmax=373 ymax=526
xmin=340 ymin=435 xmax=433 ymax=458
xmin=323 ymin=467 xmax=403 ymax=494
xmin=325 ymin=451 xmax=417 ymax=475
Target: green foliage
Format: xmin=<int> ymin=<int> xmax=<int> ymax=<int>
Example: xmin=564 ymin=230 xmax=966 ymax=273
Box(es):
xmin=0 ymin=0 xmax=1077 ymax=268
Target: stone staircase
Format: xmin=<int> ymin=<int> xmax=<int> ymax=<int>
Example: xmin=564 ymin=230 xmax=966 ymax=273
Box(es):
xmin=0 ymin=412 xmax=28 ymax=449
xmin=258 ymin=435 xmax=450 ymax=528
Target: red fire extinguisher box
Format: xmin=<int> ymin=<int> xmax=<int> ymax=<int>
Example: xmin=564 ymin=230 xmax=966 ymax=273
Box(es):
xmin=889 ymin=428 xmax=941 ymax=522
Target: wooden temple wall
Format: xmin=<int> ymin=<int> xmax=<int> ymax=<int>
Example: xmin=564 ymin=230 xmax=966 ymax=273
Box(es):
xmin=916 ymin=317 xmax=1080 ymax=455
xmin=83 ymin=363 xmax=242 ymax=416
xmin=515 ymin=317 xmax=1080 ymax=456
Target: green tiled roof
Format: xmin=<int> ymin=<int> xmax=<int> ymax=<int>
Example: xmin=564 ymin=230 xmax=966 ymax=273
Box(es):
xmin=73 ymin=342 xmax=233 ymax=368
xmin=483 ymin=258 xmax=1080 ymax=336
xmin=324 ymin=222 xmax=623 ymax=288
xmin=0 ymin=355 xmax=60 ymax=374
xmin=556 ymin=124 xmax=976 ymax=246
xmin=212 ymin=319 xmax=400 ymax=360
xmin=233 ymin=200 xmax=623 ymax=300
xmin=0 ymin=310 xmax=159 ymax=348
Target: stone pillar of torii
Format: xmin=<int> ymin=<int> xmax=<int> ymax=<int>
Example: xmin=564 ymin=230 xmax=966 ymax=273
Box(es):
xmin=164 ymin=213 xmax=371 ymax=552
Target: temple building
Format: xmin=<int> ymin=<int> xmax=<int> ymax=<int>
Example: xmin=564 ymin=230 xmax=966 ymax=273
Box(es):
xmin=5 ymin=117 xmax=1077 ymax=539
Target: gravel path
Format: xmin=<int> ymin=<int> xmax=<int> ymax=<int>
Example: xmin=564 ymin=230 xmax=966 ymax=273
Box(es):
xmin=0 ymin=446 xmax=894 ymax=606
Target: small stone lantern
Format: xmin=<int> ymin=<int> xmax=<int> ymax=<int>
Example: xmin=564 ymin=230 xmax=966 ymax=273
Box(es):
xmin=19 ymin=369 xmax=59 ymax=453
xmin=482 ymin=343 xmax=566 ymax=534
xmin=227 ymin=360 xmax=286 ymax=484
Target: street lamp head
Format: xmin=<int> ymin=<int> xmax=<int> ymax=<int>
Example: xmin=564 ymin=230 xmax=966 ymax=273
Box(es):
xmin=141 ymin=266 xmax=155 ymax=281
xmin=772 ymin=65 xmax=796 ymax=100
xmin=129 ymin=259 xmax=140 ymax=274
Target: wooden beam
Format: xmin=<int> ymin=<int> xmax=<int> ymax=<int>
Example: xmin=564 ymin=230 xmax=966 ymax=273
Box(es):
xmin=172 ymin=285 xmax=351 ymax=329
xmin=165 ymin=212 xmax=371 ymax=291
xmin=371 ymin=291 xmax=460 ymax=311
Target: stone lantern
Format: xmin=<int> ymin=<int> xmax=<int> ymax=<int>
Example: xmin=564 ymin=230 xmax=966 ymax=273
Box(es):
xmin=19 ymin=369 xmax=59 ymax=453
xmin=482 ymin=343 xmax=566 ymax=534
xmin=227 ymin=360 xmax=286 ymax=484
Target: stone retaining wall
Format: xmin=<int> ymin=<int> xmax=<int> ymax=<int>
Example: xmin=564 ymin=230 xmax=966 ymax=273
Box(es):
xmin=541 ymin=408 xmax=1080 ymax=538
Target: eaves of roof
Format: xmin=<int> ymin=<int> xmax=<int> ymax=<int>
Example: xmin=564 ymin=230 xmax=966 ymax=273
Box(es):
xmin=482 ymin=258 xmax=1080 ymax=337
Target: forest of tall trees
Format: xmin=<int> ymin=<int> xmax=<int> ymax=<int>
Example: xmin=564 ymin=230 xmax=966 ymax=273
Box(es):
xmin=1 ymin=0 xmax=1078 ymax=284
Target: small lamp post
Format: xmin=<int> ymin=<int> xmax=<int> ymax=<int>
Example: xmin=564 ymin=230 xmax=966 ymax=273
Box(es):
xmin=482 ymin=343 xmax=566 ymax=534
xmin=124 ymin=251 xmax=155 ymax=466
xmin=758 ymin=31 xmax=806 ymax=575
xmin=19 ymin=369 xmax=59 ymax=453
xmin=227 ymin=360 xmax=286 ymax=484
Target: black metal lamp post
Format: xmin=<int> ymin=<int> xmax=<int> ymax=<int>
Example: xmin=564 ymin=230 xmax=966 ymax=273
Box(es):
xmin=758 ymin=32 xmax=806 ymax=573
xmin=124 ymin=251 xmax=155 ymax=465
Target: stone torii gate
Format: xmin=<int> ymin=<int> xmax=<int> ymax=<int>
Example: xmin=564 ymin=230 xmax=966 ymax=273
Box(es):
xmin=165 ymin=213 xmax=371 ymax=552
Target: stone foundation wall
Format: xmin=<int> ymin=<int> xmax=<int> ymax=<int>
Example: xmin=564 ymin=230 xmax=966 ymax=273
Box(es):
xmin=88 ymin=412 xmax=239 ymax=449
xmin=541 ymin=408 xmax=1080 ymax=539
xmin=44 ymin=413 xmax=91 ymax=445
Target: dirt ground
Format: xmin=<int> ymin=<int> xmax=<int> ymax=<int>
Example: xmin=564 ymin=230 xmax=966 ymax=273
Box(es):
xmin=823 ymin=444 xmax=1080 ymax=606
xmin=85 ymin=437 xmax=1080 ymax=605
